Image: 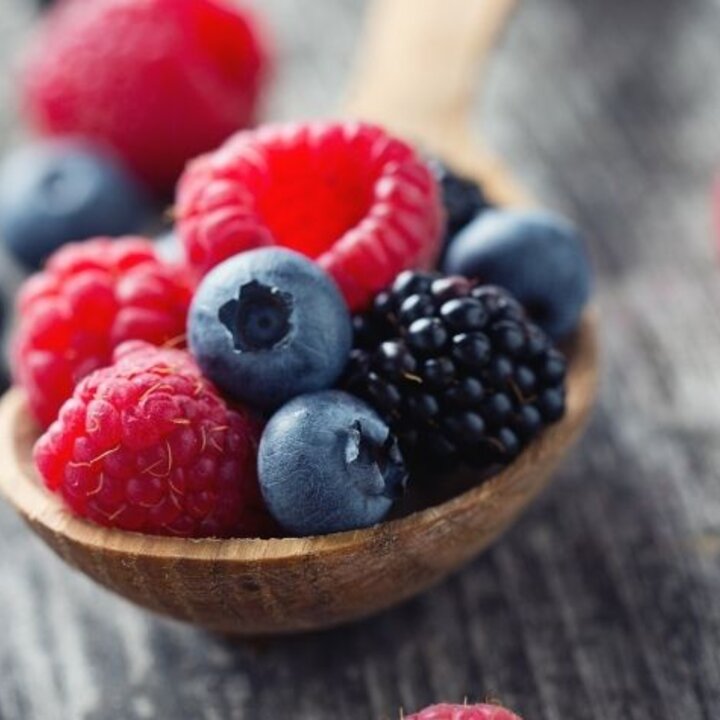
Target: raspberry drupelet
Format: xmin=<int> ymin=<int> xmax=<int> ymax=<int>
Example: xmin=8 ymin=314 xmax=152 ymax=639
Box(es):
xmin=13 ymin=237 xmax=195 ymax=428
xmin=34 ymin=342 xmax=274 ymax=538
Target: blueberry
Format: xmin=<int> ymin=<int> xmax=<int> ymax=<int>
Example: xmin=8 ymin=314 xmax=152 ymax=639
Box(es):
xmin=0 ymin=140 xmax=150 ymax=269
xmin=189 ymin=248 xmax=353 ymax=411
xmin=444 ymin=209 xmax=592 ymax=339
xmin=258 ymin=391 xmax=408 ymax=535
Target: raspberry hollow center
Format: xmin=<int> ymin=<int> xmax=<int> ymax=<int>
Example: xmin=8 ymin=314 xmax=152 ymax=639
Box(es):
xmin=254 ymin=142 xmax=375 ymax=258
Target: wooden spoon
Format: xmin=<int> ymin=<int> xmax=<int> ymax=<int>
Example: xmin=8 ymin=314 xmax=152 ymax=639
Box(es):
xmin=0 ymin=0 xmax=598 ymax=635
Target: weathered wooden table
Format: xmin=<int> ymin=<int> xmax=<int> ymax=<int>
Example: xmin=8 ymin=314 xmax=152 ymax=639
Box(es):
xmin=1 ymin=0 xmax=719 ymax=718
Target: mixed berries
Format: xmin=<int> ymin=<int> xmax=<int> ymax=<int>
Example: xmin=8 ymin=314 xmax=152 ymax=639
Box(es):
xmin=8 ymin=115 xmax=590 ymax=540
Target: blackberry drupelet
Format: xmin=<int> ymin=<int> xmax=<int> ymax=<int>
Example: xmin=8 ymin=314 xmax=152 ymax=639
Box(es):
xmin=343 ymin=271 xmax=568 ymax=473
xmin=427 ymin=158 xmax=492 ymax=249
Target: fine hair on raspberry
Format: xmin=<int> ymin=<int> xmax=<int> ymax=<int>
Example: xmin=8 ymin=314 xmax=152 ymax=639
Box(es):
xmin=34 ymin=342 xmax=274 ymax=538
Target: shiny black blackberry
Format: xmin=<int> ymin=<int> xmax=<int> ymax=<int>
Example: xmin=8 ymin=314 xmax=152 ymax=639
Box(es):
xmin=342 ymin=271 xmax=567 ymax=474
xmin=427 ymin=158 xmax=492 ymax=250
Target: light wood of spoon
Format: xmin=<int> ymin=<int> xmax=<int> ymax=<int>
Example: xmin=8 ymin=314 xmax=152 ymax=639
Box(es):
xmin=345 ymin=0 xmax=531 ymax=205
xmin=0 ymin=0 xmax=598 ymax=635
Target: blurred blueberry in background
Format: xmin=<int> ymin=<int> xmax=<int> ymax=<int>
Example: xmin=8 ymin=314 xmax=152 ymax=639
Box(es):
xmin=444 ymin=209 xmax=592 ymax=339
xmin=0 ymin=138 xmax=151 ymax=270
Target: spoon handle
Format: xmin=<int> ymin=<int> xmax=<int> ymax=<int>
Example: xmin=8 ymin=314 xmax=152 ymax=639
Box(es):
xmin=345 ymin=0 xmax=529 ymax=205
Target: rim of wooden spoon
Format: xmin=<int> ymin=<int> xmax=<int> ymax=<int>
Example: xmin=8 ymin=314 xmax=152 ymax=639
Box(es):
xmin=0 ymin=0 xmax=600 ymax=570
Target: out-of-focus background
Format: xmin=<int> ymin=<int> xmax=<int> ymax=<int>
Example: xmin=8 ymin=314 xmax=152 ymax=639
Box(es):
xmin=1 ymin=0 xmax=719 ymax=718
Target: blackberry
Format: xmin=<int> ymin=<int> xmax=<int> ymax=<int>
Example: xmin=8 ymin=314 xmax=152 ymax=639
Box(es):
xmin=342 ymin=271 xmax=567 ymax=473
xmin=427 ymin=158 xmax=492 ymax=251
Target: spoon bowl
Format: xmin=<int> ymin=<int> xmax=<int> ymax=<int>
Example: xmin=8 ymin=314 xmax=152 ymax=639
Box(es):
xmin=0 ymin=0 xmax=600 ymax=634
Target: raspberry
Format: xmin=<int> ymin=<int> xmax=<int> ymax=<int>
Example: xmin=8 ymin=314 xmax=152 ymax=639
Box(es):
xmin=13 ymin=238 xmax=194 ymax=428
xmin=407 ymin=703 xmax=522 ymax=720
xmin=22 ymin=0 xmax=270 ymax=192
xmin=34 ymin=342 xmax=273 ymax=538
xmin=176 ymin=121 xmax=444 ymax=311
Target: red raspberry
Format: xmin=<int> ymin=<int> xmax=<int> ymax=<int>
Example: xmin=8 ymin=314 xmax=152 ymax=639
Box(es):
xmin=34 ymin=342 xmax=273 ymax=538
xmin=407 ymin=704 xmax=522 ymax=720
xmin=22 ymin=0 xmax=270 ymax=193
xmin=13 ymin=237 xmax=194 ymax=428
xmin=176 ymin=121 xmax=444 ymax=311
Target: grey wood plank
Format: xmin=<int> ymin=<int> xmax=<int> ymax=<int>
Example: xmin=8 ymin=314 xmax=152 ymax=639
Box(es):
xmin=1 ymin=0 xmax=719 ymax=718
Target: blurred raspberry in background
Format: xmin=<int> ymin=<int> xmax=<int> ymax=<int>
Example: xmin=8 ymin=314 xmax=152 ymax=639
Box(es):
xmin=21 ymin=0 xmax=272 ymax=194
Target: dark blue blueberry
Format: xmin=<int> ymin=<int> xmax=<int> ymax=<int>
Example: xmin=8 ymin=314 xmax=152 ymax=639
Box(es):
xmin=444 ymin=210 xmax=592 ymax=339
xmin=258 ymin=391 xmax=408 ymax=535
xmin=189 ymin=248 xmax=352 ymax=411
xmin=0 ymin=140 xmax=150 ymax=269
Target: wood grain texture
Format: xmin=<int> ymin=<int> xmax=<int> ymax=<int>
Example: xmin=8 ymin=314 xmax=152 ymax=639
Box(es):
xmin=1 ymin=0 xmax=719 ymax=717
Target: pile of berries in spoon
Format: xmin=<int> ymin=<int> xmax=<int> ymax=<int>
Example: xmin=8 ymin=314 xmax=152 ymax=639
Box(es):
xmin=16 ymin=119 xmax=591 ymax=539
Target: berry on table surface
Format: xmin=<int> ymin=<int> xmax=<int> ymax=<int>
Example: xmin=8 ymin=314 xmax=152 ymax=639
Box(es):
xmin=176 ymin=121 xmax=444 ymax=311
xmin=22 ymin=0 xmax=271 ymax=193
xmin=406 ymin=702 xmax=522 ymax=720
xmin=258 ymin=390 xmax=407 ymax=536
xmin=13 ymin=237 xmax=194 ymax=428
xmin=343 ymin=272 xmax=567 ymax=472
xmin=0 ymin=140 xmax=150 ymax=269
xmin=443 ymin=209 xmax=591 ymax=339
xmin=189 ymin=247 xmax=352 ymax=412
xmin=427 ymin=158 xmax=492 ymax=252
xmin=34 ymin=342 xmax=273 ymax=538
